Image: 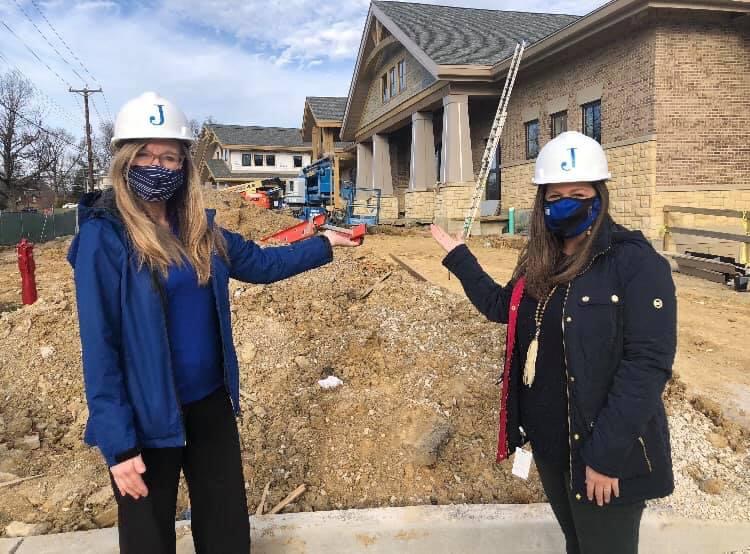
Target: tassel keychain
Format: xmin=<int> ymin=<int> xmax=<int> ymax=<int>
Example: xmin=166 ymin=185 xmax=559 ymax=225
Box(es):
xmin=523 ymin=285 xmax=558 ymax=387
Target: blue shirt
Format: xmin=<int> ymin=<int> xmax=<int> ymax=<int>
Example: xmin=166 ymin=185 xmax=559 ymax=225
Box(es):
xmin=164 ymin=261 xmax=224 ymax=405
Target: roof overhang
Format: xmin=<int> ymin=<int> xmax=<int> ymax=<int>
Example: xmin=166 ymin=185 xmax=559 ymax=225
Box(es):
xmin=342 ymin=0 xmax=750 ymax=138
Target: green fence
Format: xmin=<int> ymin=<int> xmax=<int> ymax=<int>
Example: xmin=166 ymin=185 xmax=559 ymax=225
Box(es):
xmin=0 ymin=209 xmax=78 ymax=246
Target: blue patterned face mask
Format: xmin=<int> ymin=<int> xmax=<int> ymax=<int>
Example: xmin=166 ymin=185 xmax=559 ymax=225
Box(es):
xmin=127 ymin=165 xmax=185 ymax=202
xmin=544 ymin=196 xmax=601 ymax=238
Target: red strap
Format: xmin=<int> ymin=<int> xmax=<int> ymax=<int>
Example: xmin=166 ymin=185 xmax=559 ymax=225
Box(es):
xmin=496 ymin=276 xmax=526 ymax=462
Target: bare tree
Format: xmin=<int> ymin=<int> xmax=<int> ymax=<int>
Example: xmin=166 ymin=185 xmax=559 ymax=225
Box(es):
xmin=94 ymin=120 xmax=114 ymax=171
xmin=38 ymin=128 xmax=84 ymax=206
xmin=0 ymin=70 xmax=44 ymax=209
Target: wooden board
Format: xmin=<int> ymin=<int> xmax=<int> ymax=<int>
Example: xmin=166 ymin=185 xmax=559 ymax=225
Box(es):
xmin=671 ymin=253 xmax=737 ymax=275
xmin=676 ymin=265 xmax=726 ymax=284
xmin=664 ymin=206 xmax=745 ymax=219
xmin=668 ymin=227 xmax=750 ymax=244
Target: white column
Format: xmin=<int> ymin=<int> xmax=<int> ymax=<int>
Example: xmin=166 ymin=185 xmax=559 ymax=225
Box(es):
xmin=372 ymin=133 xmax=393 ymax=195
xmin=356 ymin=143 xmax=373 ymax=188
xmin=441 ymin=94 xmax=474 ymax=184
xmin=410 ymin=112 xmax=437 ymax=191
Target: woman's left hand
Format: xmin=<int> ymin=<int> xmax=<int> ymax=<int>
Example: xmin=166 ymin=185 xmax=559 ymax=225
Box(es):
xmin=586 ymin=465 xmax=620 ymax=506
xmin=323 ymin=230 xmax=362 ymax=247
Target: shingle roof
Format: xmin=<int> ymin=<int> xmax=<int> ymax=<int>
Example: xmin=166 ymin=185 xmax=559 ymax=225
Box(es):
xmin=209 ymin=124 xmax=307 ymax=147
xmin=306 ymin=97 xmax=348 ymax=122
xmin=373 ymin=1 xmax=580 ymax=66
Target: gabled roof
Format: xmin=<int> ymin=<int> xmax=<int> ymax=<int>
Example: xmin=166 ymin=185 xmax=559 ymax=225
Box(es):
xmin=209 ymin=124 xmax=306 ymax=147
xmin=306 ymin=97 xmax=348 ymax=122
xmin=373 ymin=1 xmax=579 ymax=66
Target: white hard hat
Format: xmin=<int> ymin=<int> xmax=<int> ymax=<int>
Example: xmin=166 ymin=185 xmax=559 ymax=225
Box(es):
xmin=111 ymin=91 xmax=192 ymax=146
xmin=532 ymin=131 xmax=610 ymax=185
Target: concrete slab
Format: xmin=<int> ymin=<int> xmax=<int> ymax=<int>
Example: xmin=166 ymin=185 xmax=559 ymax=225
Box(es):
xmin=7 ymin=505 xmax=750 ymax=553
xmin=0 ymin=538 xmax=22 ymax=554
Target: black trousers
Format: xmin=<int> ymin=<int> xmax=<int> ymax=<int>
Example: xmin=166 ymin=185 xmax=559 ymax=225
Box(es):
xmin=535 ymin=456 xmax=645 ymax=554
xmin=110 ymin=388 xmax=250 ymax=554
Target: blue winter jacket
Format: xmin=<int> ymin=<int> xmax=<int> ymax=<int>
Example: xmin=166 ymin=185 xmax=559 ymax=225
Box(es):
xmin=68 ymin=190 xmax=333 ymax=466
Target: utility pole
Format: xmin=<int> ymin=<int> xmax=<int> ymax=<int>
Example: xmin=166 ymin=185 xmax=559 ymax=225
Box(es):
xmin=69 ymin=87 xmax=102 ymax=193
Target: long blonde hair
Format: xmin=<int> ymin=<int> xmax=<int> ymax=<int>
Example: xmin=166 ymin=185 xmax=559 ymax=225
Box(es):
xmin=110 ymin=140 xmax=226 ymax=285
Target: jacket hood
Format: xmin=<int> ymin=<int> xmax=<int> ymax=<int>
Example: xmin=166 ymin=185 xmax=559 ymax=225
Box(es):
xmin=592 ymin=216 xmax=650 ymax=256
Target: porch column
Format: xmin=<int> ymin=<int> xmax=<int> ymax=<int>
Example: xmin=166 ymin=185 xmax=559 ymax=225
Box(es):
xmin=356 ymin=143 xmax=373 ymax=188
xmin=410 ymin=112 xmax=437 ymax=191
xmin=372 ymin=133 xmax=393 ymax=195
xmin=440 ymin=94 xmax=473 ymax=184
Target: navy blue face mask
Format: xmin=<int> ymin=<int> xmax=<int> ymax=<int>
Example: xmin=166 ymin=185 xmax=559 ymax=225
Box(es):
xmin=127 ymin=165 xmax=185 ymax=202
xmin=543 ymin=196 xmax=601 ymax=238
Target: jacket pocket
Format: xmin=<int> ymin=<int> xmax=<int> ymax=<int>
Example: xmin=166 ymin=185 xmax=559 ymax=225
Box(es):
xmin=620 ymin=435 xmax=654 ymax=479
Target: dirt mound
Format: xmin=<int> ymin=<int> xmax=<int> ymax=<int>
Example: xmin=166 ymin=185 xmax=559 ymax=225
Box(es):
xmin=0 ymin=202 xmax=748 ymax=537
xmin=203 ymin=189 xmax=299 ymax=240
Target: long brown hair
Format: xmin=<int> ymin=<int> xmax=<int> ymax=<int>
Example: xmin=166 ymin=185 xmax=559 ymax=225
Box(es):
xmin=109 ymin=140 xmax=226 ymax=285
xmin=511 ymin=181 xmax=609 ymax=300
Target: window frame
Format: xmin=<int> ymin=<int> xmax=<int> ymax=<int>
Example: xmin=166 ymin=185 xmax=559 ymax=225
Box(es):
xmin=241 ymin=153 xmax=252 ymax=167
xmin=389 ymin=66 xmax=397 ymax=99
xmin=398 ymin=60 xmax=406 ymax=92
xmin=381 ymin=74 xmax=389 ymax=103
xmin=581 ymin=100 xmax=602 ymax=143
xmin=265 ymin=154 xmax=276 ymax=167
xmin=551 ymin=110 xmax=568 ymax=139
xmin=293 ymin=155 xmax=303 ymax=168
xmin=253 ymin=153 xmax=264 ymax=166
xmin=525 ymin=119 xmax=540 ymax=160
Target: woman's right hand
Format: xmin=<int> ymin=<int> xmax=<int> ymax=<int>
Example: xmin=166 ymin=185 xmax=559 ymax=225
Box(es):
xmin=430 ymin=224 xmax=464 ymax=254
xmin=111 ymin=454 xmax=149 ymax=500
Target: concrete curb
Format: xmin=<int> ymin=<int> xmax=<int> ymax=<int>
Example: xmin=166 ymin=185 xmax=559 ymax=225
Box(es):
xmin=3 ymin=504 xmax=750 ymax=553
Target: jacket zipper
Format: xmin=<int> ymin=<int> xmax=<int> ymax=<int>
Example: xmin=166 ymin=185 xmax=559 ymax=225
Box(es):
xmin=638 ymin=436 xmax=653 ymax=473
xmin=561 ymin=244 xmax=612 ymax=492
xmin=210 ymin=257 xmax=237 ymax=414
xmin=153 ymin=271 xmax=187 ymax=446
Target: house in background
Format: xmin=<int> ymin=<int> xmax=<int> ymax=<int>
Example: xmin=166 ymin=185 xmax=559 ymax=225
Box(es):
xmin=343 ymin=0 xmax=750 ymax=250
xmin=195 ymin=124 xmax=312 ymax=188
xmin=301 ymin=97 xmax=355 ymax=208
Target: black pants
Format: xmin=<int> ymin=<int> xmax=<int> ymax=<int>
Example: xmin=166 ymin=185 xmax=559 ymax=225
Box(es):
xmin=535 ymin=456 xmax=645 ymax=554
xmin=110 ymin=388 xmax=250 ymax=554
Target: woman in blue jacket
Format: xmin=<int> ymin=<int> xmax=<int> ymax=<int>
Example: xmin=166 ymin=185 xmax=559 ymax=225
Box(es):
xmin=432 ymin=132 xmax=676 ymax=554
xmin=68 ymin=92 xmax=359 ymax=554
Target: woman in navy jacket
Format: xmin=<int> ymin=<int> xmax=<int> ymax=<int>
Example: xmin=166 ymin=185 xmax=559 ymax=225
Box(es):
xmin=433 ymin=132 xmax=676 ymax=554
xmin=68 ymin=92 xmax=359 ymax=553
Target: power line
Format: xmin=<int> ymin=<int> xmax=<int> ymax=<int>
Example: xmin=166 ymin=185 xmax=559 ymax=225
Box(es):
xmin=0 ymin=51 xmax=82 ymax=126
xmin=28 ymin=0 xmax=114 ymax=123
xmin=0 ymin=97 xmax=86 ymax=155
xmin=70 ymin=87 xmax=102 ymax=193
xmin=11 ymin=0 xmax=87 ymax=85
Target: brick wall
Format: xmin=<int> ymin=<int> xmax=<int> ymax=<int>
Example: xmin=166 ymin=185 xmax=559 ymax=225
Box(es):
xmin=404 ymin=190 xmax=436 ymax=219
xmin=360 ymin=45 xmax=437 ymax=131
xmin=654 ymin=10 xmax=750 ymax=191
xmin=379 ymin=196 xmax=400 ymax=220
xmin=501 ymin=14 xmax=656 ymax=168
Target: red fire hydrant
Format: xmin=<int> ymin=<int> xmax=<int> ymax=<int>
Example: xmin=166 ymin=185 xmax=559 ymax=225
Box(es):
xmin=17 ymin=239 xmax=38 ymax=305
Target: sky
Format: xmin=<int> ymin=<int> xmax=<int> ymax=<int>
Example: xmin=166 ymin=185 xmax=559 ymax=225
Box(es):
xmin=0 ymin=0 xmax=608 ymax=141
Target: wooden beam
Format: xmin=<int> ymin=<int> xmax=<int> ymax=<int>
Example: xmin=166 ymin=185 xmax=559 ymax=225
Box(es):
xmin=389 ymin=254 xmax=427 ymax=281
xmin=664 ymin=206 xmax=745 ymax=218
xmin=671 ymin=253 xmax=737 ymax=275
xmin=676 ymin=265 xmax=726 ymax=284
xmin=668 ymin=227 xmax=750 ymax=244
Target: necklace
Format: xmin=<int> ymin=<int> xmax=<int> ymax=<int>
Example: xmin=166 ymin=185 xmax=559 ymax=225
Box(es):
xmin=523 ymin=285 xmax=558 ymax=387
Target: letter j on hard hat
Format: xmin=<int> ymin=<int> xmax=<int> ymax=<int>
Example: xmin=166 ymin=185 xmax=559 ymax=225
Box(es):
xmin=111 ymin=91 xmax=192 ymax=147
xmin=532 ymin=131 xmax=611 ymax=185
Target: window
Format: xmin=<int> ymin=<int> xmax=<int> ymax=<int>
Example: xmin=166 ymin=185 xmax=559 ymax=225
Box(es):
xmin=265 ymin=154 xmax=275 ymax=167
xmin=389 ymin=67 xmax=397 ymax=98
xmin=398 ymin=60 xmax=406 ymax=92
xmin=223 ymin=149 xmax=228 ymax=161
xmin=293 ymin=155 xmax=303 ymax=168
xmin=525 ymin=120 xmax=540 ymax=159
xmin=241 ymin=153 xmax=252 ymax=166
xmin=551 ymin=111 xmax=567 ymax=138
xmin=582 ymin=100 xmax=601 ymax=143
xmin=381 ymin=74 xmax=389 ymax=103
xmin=486 ymin=140 xmax=500 ymax=201
xmin=254 ymin=153 xmax=264 ymax=166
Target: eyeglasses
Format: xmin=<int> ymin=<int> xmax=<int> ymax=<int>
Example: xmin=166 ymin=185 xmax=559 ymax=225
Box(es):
xmin=133 ymin=150 xmax=184 ymax=169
